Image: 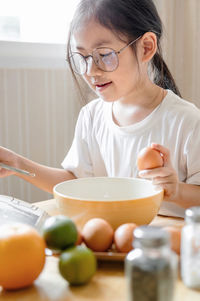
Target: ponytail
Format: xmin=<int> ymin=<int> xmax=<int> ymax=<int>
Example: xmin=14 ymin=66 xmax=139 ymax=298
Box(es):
xmin=152 ymin=50 xmax=182 ymax=97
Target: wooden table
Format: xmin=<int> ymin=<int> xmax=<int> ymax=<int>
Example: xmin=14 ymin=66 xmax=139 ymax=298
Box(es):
xmin=1 ymin=199 xmax=200 ymax=301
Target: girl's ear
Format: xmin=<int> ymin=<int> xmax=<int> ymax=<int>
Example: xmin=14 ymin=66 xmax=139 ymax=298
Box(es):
xmin=139 ymin=32 xmax=157 ymax=63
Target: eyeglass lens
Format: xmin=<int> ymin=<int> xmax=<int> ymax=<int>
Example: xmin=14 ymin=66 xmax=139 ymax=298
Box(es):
xmin=70 ymin=48 xmax=119 ymax=74
xmin=93 ymin=48 xmax=118 ymax=72
xmin=70 ymin=53 xmax=87 ymax=74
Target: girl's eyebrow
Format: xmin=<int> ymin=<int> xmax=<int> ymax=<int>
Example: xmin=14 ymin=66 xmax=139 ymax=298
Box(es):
xmin=76 ymin=39 xmax=112 ymax=51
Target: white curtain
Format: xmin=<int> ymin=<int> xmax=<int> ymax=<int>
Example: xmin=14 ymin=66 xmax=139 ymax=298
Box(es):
xmin=154 ymin=0 xmax=200 ymax=107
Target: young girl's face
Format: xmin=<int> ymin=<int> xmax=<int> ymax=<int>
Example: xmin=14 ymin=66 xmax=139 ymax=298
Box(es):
xmin=72 ymin=19 xmax=144 ymax=103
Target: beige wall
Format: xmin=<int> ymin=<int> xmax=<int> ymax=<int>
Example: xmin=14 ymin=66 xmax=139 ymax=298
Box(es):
xmin=0 ymin=68 xmax=83 ymax=202
xmin=154 ymin=0 xmax=200 ymax=107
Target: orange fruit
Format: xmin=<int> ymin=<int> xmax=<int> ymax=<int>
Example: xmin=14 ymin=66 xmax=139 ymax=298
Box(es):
xmin=137 ymin=147 xmax=163 ymax=170
xmin=0 ymin=223 xmax=46 ymax=290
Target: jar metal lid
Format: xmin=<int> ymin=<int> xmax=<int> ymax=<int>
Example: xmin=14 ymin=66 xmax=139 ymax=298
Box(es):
xmin=133 ymin=226 xmax=170 ymax=248
xmin=185 ymin=206 xmax=200 ymax=223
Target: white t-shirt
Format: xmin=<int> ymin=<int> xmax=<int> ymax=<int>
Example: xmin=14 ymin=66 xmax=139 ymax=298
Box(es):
xmin=62 ymin=89 xmax=200 ymax=217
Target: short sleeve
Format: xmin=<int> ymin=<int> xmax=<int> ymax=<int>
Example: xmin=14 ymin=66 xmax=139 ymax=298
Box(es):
xmin=61 ymin=107 xmax=94 ymax=178
xmin=185 ymin=123 xmax=200 ymax=185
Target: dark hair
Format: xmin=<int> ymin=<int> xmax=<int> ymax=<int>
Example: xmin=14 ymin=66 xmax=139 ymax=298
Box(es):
xmin=67 ymin=0 xmax=181 ymax=98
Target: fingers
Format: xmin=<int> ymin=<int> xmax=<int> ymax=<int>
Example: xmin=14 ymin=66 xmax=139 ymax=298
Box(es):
xmin=138 ymin=143 xmax=172 ymax=177
xmin=152 ymin=175 xmax=177 ymax=185
xmin=139 ymin=167 xmax=172 ymax=178
xmin=151 ymin=143 xmax=169 ymax=155
xmin=153 ymin=184 xmax=168 ymax=198
xmin=139 ymin=169 xmax=177 ymax=186
xmin=152 ymin=183 xmax=178 ymax=198
xmin=138 ymin=143 xmax=179 ymax=201
xmin=139 ymin=165 xmax=178 ymax=186
xmin=0 ymin=167 xmax=13 ymax=178
xmin=150 ymin=143 xmax=171 ymax=166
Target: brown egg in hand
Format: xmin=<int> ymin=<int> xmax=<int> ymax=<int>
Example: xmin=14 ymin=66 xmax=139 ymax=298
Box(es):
xmin=137 ymin=146 xmax=163 ymax=171
xmin=82 ymin=218 xmax=114 ymax=252
xmin=114 ymin=223 xmax=138 ymax=253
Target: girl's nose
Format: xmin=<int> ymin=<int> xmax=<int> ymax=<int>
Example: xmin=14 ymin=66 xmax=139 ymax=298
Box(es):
xmin=86 ymin=56 xmax=102 ymax=76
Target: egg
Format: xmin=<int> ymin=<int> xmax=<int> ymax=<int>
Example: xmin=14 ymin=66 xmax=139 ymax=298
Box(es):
xmin=163 ymin=226 xmax=183 ymax=254
xmin=82 ymin=218 xmax=114 ymax=252
xmin=75 ymin=228 xmax=83 ymax=245
xmin=114 ymin=223 xmax=138 ymax=253
xmin=137 ymin=146 xmax=163 ymax=170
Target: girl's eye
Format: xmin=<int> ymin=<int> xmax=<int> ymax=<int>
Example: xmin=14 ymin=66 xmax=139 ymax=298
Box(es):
xmin=99 ymin=52 xmax=113 ymax=58
xmin=100 ymin=52 xmax=116 ymax=66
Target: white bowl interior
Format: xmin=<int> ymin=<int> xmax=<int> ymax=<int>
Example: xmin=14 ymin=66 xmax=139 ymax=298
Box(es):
xmin=54 ymin=177 xmax=162 ymax=201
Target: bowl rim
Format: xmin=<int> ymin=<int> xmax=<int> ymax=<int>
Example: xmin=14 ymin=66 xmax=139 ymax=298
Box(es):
xmin=53 ymin=177 xmax=164 ymax=202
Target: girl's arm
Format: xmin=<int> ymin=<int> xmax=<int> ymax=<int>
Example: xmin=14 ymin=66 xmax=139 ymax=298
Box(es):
xmin=0 ymin=146 xmax=76 ymax=193
xmin=177 ymin=183 xmax=200 ymax=208
xmin=138 ymin=143 xmax=200 ymax=209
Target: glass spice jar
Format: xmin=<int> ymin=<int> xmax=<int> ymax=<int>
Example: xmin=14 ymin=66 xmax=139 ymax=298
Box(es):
xmin=181 ymin=206 xmax=200 ymax=289
xmin=125 ymin=226 xmax=178 ymax=301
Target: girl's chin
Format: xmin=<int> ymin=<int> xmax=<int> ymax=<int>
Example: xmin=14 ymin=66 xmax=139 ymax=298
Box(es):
xmin=95 ymin=91 xmax=117 ymax=102
xmin=100 ymin=95 xmax=115 ymax=102
xmin=99 ymin=96 xmax=116 ymax=103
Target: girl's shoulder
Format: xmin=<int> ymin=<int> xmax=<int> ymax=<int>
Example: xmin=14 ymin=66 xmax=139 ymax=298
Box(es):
xmin=164 ymin=90 xmax=200 ymax=118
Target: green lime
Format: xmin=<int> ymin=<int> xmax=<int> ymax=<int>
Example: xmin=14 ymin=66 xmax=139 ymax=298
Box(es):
xmin=42 ymin=215 xmax=78 ymax=250
xmin=59 ymin=245 xmax=97 ymax=285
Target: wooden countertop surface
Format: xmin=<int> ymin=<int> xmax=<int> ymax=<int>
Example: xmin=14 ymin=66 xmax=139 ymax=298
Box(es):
xmin=1 ymin=199 xmax=200 ymax=301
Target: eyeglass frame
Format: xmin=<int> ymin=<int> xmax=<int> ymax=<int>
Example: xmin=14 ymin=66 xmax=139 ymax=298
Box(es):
xmin=68 ymin=35 xmax=142 ymax=75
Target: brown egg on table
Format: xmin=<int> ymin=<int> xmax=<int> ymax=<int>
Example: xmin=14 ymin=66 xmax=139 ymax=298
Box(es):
xmin=82 ymin=218 xmax=114 ymax=252
xmin=163 ymin=226 xmax=183 ymax=255
xmin=114 ymin=223 xmax=138 ymax=253
xmin=75 ymin=228 xmax=83 ymax=245
xmin=137 ymin=146 xmax=163 ymax=170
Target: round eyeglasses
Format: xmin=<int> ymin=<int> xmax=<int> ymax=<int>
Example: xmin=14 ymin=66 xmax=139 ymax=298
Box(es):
xmin=68 ymin=36 xmax=141 ymax=75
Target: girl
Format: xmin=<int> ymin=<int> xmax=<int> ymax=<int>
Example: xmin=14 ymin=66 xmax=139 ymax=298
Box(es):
xmin=0 ymin=0 xmax=200 ymax=215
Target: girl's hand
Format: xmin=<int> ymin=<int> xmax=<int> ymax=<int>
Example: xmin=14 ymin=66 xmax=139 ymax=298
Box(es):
xmin=0 ymin=147 xmax=19 ymax=177
xmin=138 ymin=143 xmax=179 ymax=202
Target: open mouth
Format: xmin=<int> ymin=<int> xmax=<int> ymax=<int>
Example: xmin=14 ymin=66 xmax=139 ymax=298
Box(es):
xmin=96 ymin=82 xmax=112 ymax=88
